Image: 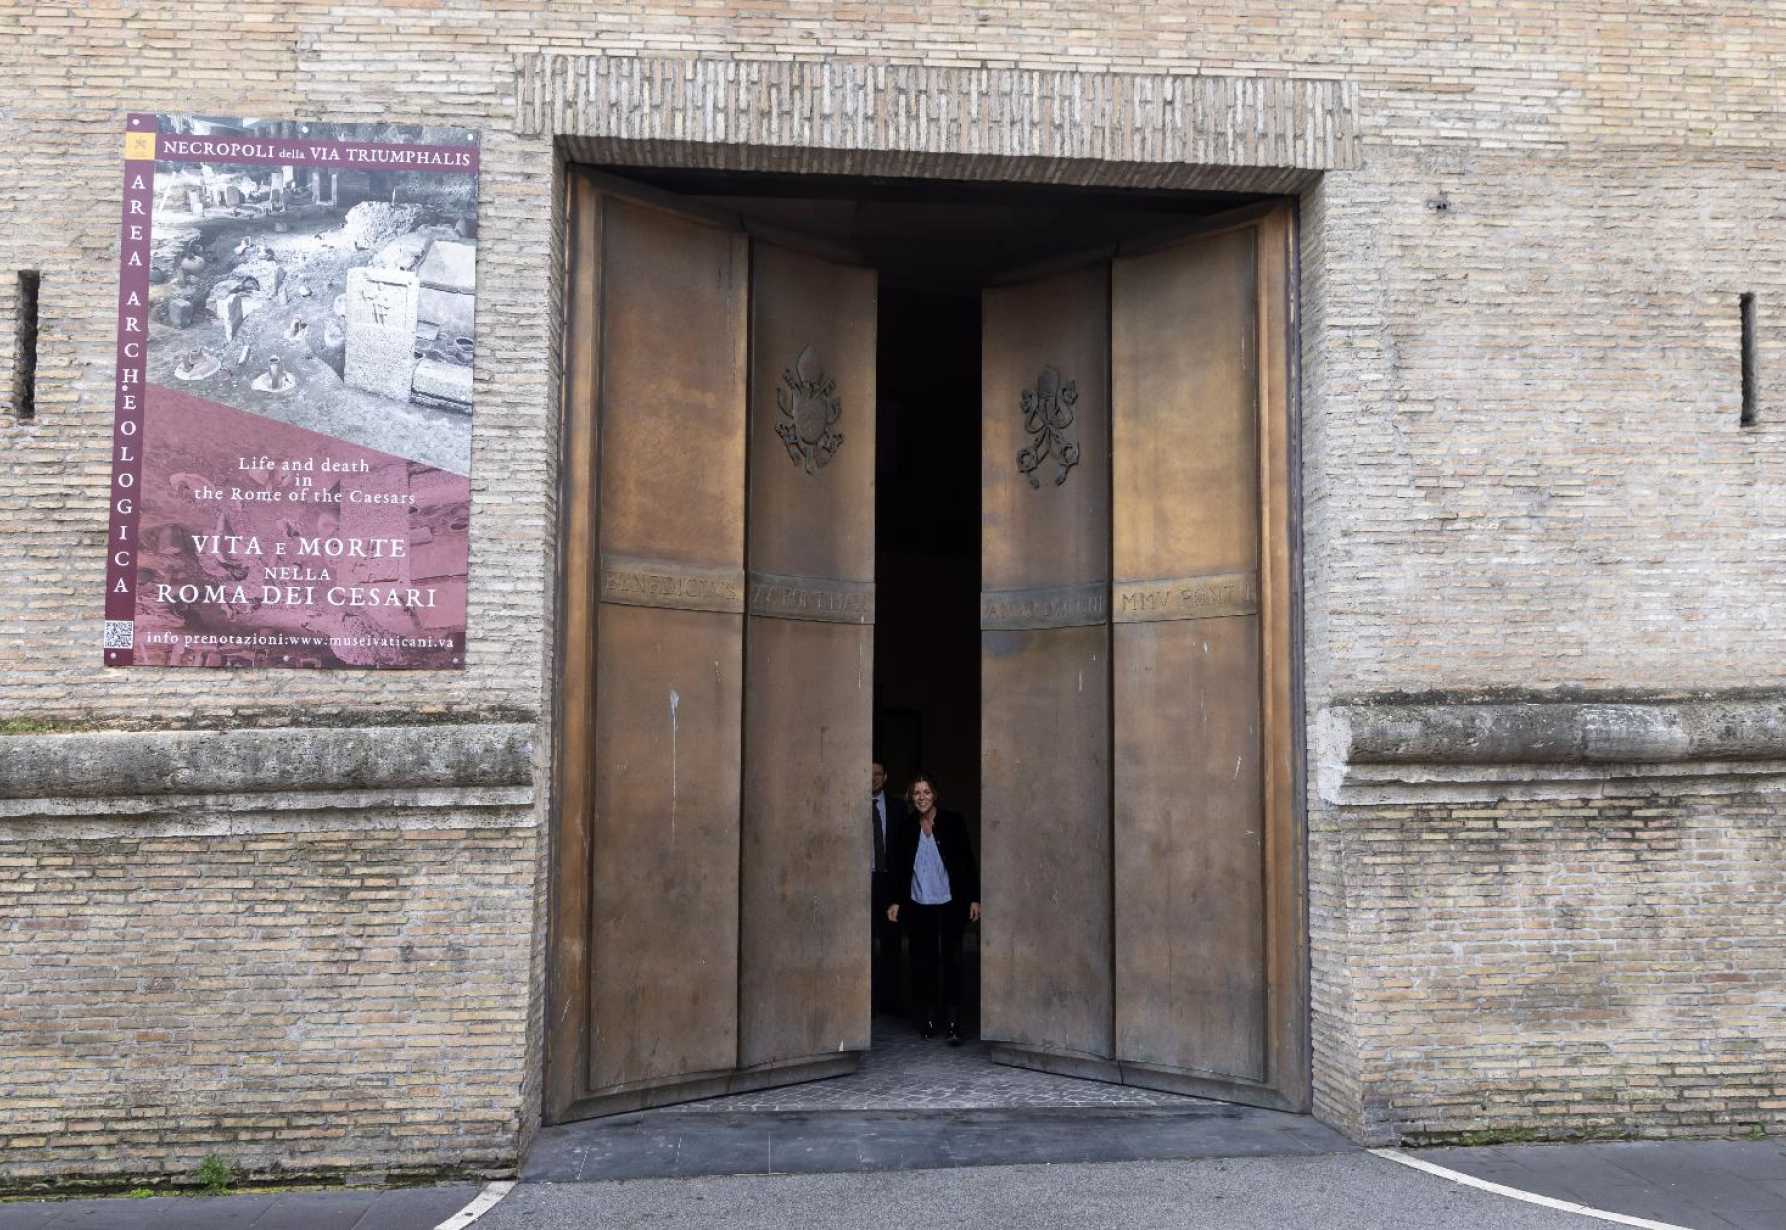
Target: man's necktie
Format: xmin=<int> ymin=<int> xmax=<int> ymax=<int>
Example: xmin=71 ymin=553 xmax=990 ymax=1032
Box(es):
xmin=872 ymin=799 xmax=886 ymax=872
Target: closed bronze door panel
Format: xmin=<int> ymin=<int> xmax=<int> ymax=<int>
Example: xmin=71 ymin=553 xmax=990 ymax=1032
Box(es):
xmin=739 ymin=240 xmax=877 ymax=1071
xmin=1112 ymin=229 xmax=1258 ymax=583
xmin=982 ymin=265 xmax=1110 ymax=593
xmin=745 ymin=242 xmax=876 ymax=580
xmin=597 ymin=197 xmax=749 ymax=569
xmin=980 ymin=265 xmax=1113 ymax=1062
xmin=1112 ymin=226 xmax=1270 ymax=1087
xmin=740 ymin=617 xmax=872 ymax=1067
xmin=589 ymin=195 xmax=749 ymax=1097
xmin=1111 ymin=616 xmax=1265 ymax=1081
xmin=591 ymin=604 xmax=744 ymax=1091
xmin=980 ymin=625 xmax=1112 ymax=1059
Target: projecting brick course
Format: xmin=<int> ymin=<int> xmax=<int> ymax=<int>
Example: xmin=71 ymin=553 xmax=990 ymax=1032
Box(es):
xmin=0 ymin=0 xmax=1782 ymax=1185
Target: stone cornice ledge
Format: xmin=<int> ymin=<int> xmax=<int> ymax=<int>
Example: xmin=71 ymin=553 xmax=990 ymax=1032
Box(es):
xmin=0 ymin=724 xmax=536 ymax=838
xmin=1317 ymin=699 xmax=1786 ymax=806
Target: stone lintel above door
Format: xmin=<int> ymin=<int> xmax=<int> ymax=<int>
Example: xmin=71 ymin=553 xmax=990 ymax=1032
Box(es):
xmin=518 ymin=55 xmax=1359 ymax=192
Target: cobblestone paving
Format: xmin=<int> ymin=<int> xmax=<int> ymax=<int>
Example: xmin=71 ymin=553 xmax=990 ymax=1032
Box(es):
xmin=679 ymin=1016 xmax=1214 ymax=1112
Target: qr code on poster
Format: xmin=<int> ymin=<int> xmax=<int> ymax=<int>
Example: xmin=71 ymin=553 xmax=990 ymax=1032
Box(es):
xmin=103 ymin=620 xmax=135 ymax=650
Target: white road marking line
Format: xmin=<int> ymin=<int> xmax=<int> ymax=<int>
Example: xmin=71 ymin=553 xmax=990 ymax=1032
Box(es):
xmin=434 ymin=1180 xmax=517 ymax=1230
xmin=1370 ymin=1148 xmax=1694 ymax=1229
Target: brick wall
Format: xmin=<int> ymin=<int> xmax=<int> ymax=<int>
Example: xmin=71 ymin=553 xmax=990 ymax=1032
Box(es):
xmin=1337 ymin=785 xmax=1786 ymax=1143
xmin=1299 ymin=144 xmax=1784 ymax=697
xmin=0 ymin=0 xmax=1782 ymax=1178
xmin=0 ymin=823 xmax=535 ymax=1187
xmin=2 ymin=2 xmax=1779 ymax=723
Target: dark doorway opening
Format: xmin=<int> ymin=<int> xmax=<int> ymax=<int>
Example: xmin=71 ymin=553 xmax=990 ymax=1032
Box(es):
xmin=873 ymin=285 xmax=983 ymax=1032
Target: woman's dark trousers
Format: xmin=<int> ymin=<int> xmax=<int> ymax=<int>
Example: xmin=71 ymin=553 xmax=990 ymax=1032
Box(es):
xmin=904 ymin=901 xmax=964 ymax=1026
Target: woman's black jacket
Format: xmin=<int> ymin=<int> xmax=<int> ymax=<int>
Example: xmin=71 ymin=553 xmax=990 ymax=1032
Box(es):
xmin=889 ymin=809 xmax=980 ymax=912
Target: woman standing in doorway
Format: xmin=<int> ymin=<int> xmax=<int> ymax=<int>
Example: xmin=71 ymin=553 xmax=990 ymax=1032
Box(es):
xmin=885 ymin=773 xmax=980 ymax=1045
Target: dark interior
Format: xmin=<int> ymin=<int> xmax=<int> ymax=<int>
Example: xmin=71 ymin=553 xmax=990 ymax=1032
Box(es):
xmin=612 ymin=167 xmax=1262 ymax=289
xmin=873 ymin=286 xmax=981 ymax=834
xmin=871 ymin=286 xmax=986 ymax=1027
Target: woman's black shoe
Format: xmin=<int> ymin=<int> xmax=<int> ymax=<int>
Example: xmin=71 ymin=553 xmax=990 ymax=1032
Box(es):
xmin=946 ymin=1020 xmax=962 ymax=1047
xmin=921 ymin=1018 xmax=937 ymax=1040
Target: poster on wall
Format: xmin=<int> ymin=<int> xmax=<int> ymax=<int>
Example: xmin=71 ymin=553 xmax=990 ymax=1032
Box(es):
xmin=102 ymin=113 xmax=480 ymax=669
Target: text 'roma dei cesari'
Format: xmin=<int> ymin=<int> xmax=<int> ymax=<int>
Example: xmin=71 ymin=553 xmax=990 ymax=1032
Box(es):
xmin=101 ymin=113 xmax=481 ymax=670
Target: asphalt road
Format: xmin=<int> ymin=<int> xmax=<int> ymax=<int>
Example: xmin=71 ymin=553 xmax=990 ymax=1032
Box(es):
xmin=475 ymin=1154 xmax=1612 ymax=1229
xmin=11 ymin=1136 xmax=1785 ymax=1227
xmin=0 ymin=1183 xmax=481 ymax=1230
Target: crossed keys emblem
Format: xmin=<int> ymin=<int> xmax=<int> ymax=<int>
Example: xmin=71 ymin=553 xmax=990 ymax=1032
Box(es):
xmin=775 ymin=345 xmax=844 ymax=474
xmin=1017 ymin=365 xmax=1080 ymax=488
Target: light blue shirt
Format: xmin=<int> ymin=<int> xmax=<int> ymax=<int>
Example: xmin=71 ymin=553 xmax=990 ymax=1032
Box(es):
xmin=910 ymin=831 xmax=952 ymax=905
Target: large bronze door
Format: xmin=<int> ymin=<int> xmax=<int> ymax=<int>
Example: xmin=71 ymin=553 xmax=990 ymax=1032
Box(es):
xmin=549 ymin=176 xmax=877 ymax=1121
xmin=979 ymin=263 xmax=1114 ymax=1062
xmin=980 ymin=207 xmax=1305 ymax=1112
xmin=739 ymin=240 xmax=878 ymax=1076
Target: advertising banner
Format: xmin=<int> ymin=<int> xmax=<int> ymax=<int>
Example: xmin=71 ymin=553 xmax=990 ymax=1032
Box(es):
xmin=103 ymin=114 xmax=480 ymax=669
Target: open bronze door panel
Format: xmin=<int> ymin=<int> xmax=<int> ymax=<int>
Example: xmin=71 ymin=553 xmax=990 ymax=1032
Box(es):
xmin=1109 ymin=209 xmax=1304 ymax=1111
xmin=549 ymin=174 xmax=876 ymax=1122
xmin=738 ymin=240 xmax=877 ymax=1077
xmin=979 ymin=264 xmax=1114 ymax=1067
xmin=980 ymin=207 xmax=1304 ymax=1112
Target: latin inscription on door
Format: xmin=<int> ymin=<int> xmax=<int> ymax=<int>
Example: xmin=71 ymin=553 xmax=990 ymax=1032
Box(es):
xmin=979 ymin=581 xmax=1109 ymax=631
xmin=746 ymin=572 xmax=874 ymax=624
xmin=599 ymin=555 xmax=746 ymax=615
xmin=1113 ymin=571 xmax=1258 ymax=623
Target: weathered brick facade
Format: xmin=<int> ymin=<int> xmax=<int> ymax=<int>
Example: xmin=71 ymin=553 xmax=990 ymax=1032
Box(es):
xmin=1347 ymin=787 xmax=1786 ymax=1144
xmin=1 ymin=826 xmax=535 ymax=1183
xmin=1316 ymin=699 xmax=1786 ymax=1141
xmin=0 ymin=726 xmax=536 ymax=1185
xmin=1 ymin=0 xmax=1782 ymax=1186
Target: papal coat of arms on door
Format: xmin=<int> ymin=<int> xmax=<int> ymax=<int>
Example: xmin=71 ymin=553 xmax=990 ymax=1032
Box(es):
xmin=776 ymin=345 xmax=844 ymax=474
xmin=1017 ymin=365 xmax=1080 ymax=488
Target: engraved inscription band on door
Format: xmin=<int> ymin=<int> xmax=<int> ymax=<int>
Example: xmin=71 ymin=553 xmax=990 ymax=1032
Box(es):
xmin=597 ymin=555 xmax=874 ymax=625
xmin=978 ymin=581 xmax=1110 ymax=631
xmin=597 ymin=555 xmax=746 ymax=615
xmin=1112 ymin=571 xmax=1258 ymax=624
xmin=745 ymin=572 xmax=875 ymax=624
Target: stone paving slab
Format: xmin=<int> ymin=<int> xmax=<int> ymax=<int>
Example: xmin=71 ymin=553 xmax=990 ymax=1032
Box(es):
xmin=1429 ymin=1140 xmax=1786 ymax=1230
xmin=681 ymin=1015 xmax=1210 ymax=1112
xmin=525 ymin=1105 xmax=1354 ymax=1183
xmin=0 ymin=1184 xmax=483 ymax=1230
xmin=528 ymin=1012 xmax=1345 ymax=1183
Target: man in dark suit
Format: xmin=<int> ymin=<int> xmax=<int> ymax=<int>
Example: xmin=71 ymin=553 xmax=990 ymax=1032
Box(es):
xmin=869 ymin=760 xmax=909 ymax=1015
